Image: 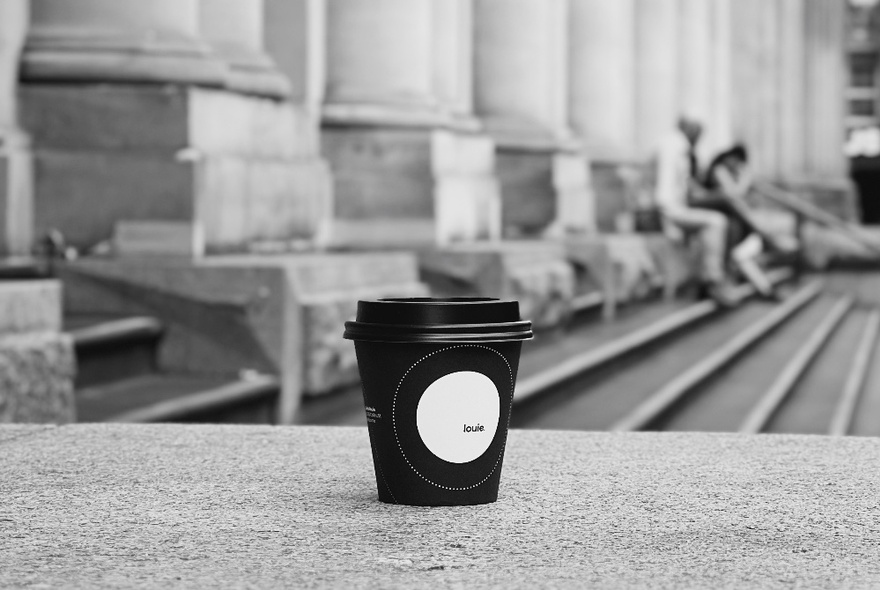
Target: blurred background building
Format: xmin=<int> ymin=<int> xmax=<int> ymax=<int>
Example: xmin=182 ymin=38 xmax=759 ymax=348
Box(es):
xmin=1 ymin=0 xmax=877 ymax=429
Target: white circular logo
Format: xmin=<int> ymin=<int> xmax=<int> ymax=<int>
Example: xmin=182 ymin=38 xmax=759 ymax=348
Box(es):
xmin=415 ymin=371 xmax=500 ymax=464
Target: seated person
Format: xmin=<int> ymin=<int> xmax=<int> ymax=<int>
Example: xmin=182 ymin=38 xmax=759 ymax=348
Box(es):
xmin=654 ymin=116 xmax=738 ymax=307
xmin=693 ymin=144 xmax=780 ymax=299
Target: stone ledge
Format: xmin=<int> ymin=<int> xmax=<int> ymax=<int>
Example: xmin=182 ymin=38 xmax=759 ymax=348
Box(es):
xmin=0 ymin=279 xmax=62 ymax=334
xmin=0 ymin=425 xmax=877 ymax=588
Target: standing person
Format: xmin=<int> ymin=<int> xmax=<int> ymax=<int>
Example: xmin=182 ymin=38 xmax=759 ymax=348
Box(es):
xmin=654 ymin=115 xmax=738 ymax=307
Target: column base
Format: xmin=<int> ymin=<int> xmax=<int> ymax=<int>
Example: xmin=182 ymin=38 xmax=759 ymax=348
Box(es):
xmin=22 ymin=84 xmax=332 ymax=252
xmin=487 ymin=126 xmax=595 ymax=238
xmin=22 ymin=36 xmax=227 ymax=87
xmin=322 ymin=123 xmax=501 ymax=248
xmin=0 ymin=132 xmax=34 ymax=256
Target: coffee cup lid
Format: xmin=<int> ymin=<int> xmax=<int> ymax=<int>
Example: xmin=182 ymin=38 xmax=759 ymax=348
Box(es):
xmin=343 ymin=297 xmax=533 ymax=343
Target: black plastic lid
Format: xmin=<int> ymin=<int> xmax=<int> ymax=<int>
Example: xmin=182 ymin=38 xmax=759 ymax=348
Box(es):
xmin=343 ymin=297 xmax=533 ymax=343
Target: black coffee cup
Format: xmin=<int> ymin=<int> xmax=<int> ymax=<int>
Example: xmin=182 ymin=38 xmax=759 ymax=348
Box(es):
xmin=344 ymin=297 xmax=533 ymax=506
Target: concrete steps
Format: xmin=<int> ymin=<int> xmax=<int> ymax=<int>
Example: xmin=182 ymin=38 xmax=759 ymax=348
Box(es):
xmin=515 ymin=270 xmax=880 ymax=438
xmin=66 ymin=314 xmax=281 ymax=423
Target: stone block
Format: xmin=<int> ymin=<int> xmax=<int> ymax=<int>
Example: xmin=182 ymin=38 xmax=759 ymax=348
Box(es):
xmin=59 ymin=251 xmax=427 ymax=416
xmin=418 ymin=241 xmax=575 ymax=329
xmin=22 ymin=84 xmax=332 ymax=251
xmin=32 ymin=149 xmax=332 ymax=251
xmin=591 ymin=160 xmax=640 ymax=232
xmin=21 ymin=84 xmax=316 ymax=159
xmin=33 ymin=149 xmax=196 ymax=249
xmin=209 ymin=253 xmax=429 ymax=396
xmin=496 ymin=149 xmax=556 ymax=236
xmin=603 ymin=234 xmax=695 ymax=302
xmin=0 ymin=141 xmax=34 ymax=256
xmin=554 ymin=152 xmax=597 ymax=234
xmin=492 ymin=144 xmax=596 ymax=239
xmin=322 ymin=126 xmax=434 ymax=219
xmin=322 ymin=125 xmax=500 ymax=246
xmin=0 ymin=331 xmax=75 ymax=424
xmin=114 ymin=221 xmax=205 ymax=259
xmin=564 ymin=234 xmax=615 ymax=315
xmin=0 ymin=280 xmax=62 ymax=334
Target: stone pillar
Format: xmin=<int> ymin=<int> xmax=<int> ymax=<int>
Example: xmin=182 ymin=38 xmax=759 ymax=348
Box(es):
xmin=567 ymin=0 xmax=636 ymax=232
xmin=804 ymin=0 xmax=848 ymax=180
xmin=708 ymin=0 xmax=735 ymax=158
xmin=797 ymin=0 xmax=855 ymax=219
xmin=261 ymin=0 xmax=334 ymax=246
xmin=569 ymin=0 xmax=637 ymax=162
xmin=473 ymin=0 xmax=594 ymax=237
xmin=777 ymin=0 xmax=807 ymax=181
xmin=322 ymin=0 xmax=501 ymax=247
xmin=635 ymin=0 xmax=679 ymax=156
xmin=20 ymin=0 xmax=328 ymax=252
xmin=756 ymin=0 xmax=782 ymax=178
xmin=678 ymin=0 xmax=718 ymax=161
xmin=0 ymin=0 xmax=33 ymax=256
xmin=265 ymin=0 xmax=326 ymax=110
xmin=199 ymin=0 xmax=291 ymax=98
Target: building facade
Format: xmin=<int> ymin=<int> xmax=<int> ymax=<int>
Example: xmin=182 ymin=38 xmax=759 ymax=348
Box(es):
xmin=0 ymin=0 xmax=855 ymax=256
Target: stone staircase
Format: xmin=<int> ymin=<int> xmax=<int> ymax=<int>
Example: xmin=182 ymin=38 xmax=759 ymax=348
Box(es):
xmin=512 ymin=270 xmax=880 ymax=437
xmin=297 ymin=268 xmax=880 ymax=438
xmin=67 ymin=313 xmax=282 ymax=423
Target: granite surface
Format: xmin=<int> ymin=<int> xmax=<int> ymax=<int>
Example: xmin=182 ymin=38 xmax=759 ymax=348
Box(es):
xmin=0 ymin=331 xmax=76 ymax=424
xmin=1 ymin=425 xmax=878 ymax=589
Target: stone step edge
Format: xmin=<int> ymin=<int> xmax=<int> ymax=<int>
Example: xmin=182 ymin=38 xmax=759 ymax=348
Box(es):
xmin=828 ymin=309 xmax=880 ymax=436
xmin=513 ymin=268 xmax=795 ymax=402
xmin=105 ymin=374 xmax=281 ymax=423
xmin=609 ymin=279 xmax=825 ymax=432
xmin=738 ymin=295 xmax=855 ymax=434
xmin=69 ymin=316 xmax=164 ymax=352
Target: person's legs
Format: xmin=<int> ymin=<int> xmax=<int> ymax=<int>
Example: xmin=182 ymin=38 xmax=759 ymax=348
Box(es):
xmin=690 ymin=195 xmax=747 ymax=258
xmin=662 ymin=206 xmax=728 ymax=283
xmin=662 ymin=206 xmax=737 ymax=306
xmin=732 ymin=233 xmax=778 ymax=299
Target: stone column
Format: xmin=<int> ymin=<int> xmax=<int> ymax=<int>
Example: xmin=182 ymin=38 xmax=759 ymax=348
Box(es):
xmin=321 ymin=0 xmax=501 ymax=247
xmin=678 ymin=0 xmax=717 ymax=161
xmin=804 ymin=0 xmax=848 ymax=180
xmin=777 ymin=0 xmax=807 ymax=181
xmin=0 ymin=0 xmax=33 ymax=256
xmin=265 ymin=0 xmax=326 ymax=110
xmin=798 ymin=0 xmax=855 ymax=219
xmin=569 ymin=0 xmax=637 ymax=161
xmin=707 ymin=0 xmax=735 ymax=155
xmin=635 ymin=0 xmax=679 ymax=156
xmin=199 ymin=0 xmax=291 ymax=98
xmin=567 ymin=0 xmax=636 ymax=232
xmin=473 ymin=0 xmax=594 ymax=237
xmin=757 ymin=0 xmax=782 ymax=178
xmin=21 ymin=0 xmax=325 ymax=251
xmin=263 ymin=0 xmax=333 ymax=246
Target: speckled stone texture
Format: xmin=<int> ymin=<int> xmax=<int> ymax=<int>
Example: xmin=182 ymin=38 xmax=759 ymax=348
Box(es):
xmin=0 ymin=331 xmax=75 ymax=424
xmin=1 ymin=425 xmax=878 ymax=589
